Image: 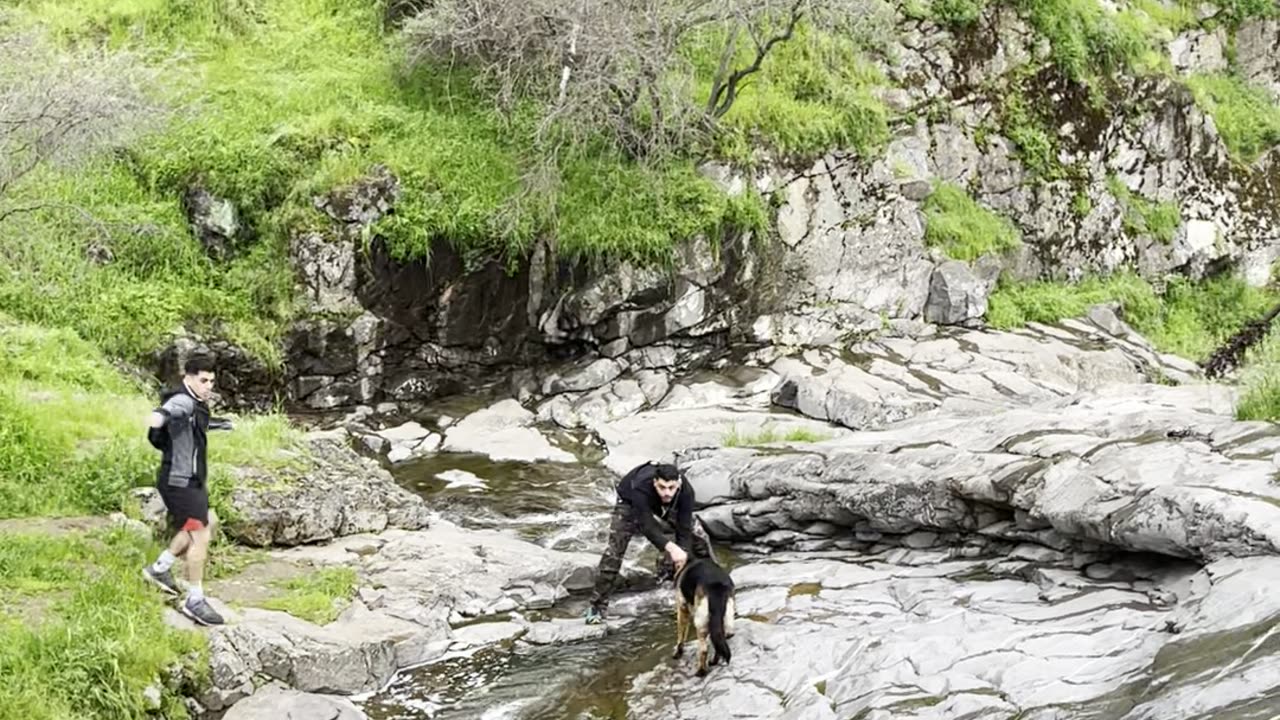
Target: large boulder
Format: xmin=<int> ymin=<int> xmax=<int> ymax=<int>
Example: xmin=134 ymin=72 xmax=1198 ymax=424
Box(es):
xmin=225 ymin=430 xmax=431 ymax=547
xmin=197 ymin=520 xmax=629 ymax=707
xmin=923 ymin=260 xmax=989 ymax=325
xmin=686 ymin=383 xmax=1272 ymax=562
xmin=221 ymin=684 xmax=367 ymax=720
xmin=441 ymin=398 xmax=576 ymax=463
xmin=182 ymin=187 xmax=240 ymax=260
xmin=767 ymin=310 xmax=1198 ymax=431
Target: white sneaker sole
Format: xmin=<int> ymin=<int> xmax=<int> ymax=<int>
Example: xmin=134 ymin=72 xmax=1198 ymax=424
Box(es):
xmin=141 ymin=567 xmax=179 ymax=596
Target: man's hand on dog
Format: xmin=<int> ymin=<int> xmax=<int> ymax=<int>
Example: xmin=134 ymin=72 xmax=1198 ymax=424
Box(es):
xmin=666 ymin=542 xmax=688 ymax=573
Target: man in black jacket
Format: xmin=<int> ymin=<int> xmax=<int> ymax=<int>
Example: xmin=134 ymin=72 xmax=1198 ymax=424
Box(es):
xmin=140 ymin=353 xmax=231 ymax=626
xmin=584 ymin=461 xmax=712 ymax=624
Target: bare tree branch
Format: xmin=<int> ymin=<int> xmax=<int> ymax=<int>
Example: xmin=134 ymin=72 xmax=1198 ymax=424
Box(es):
xmin=705 ymin=20 xmax=742 ymax=115
xmin=0 ymin=23 xmax=170 ymax=221
xmin=403 ymin=0 xmax=832 ymax=160
xmin=708 ymin=0 xmax=804 ymax=119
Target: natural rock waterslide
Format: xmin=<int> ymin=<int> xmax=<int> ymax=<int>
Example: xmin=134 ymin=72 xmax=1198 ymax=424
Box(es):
xmin=199 ymin=308 xmax=1280 ymax=720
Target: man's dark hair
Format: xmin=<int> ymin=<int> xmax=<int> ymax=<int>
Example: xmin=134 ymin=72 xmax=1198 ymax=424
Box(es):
xmin=654 ymin=463 xmax=681 ymax=481
xmin=183 ymin=353 xmax=216 ymax=376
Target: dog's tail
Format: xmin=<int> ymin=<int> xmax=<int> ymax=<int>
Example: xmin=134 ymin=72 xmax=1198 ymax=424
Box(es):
xmin=706 ymin=580 xmax=732 ymax=665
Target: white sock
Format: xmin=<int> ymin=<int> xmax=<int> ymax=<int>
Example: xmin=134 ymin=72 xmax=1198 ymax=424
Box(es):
xmin=151 ymin=551 xmax=176 ymax=573
xmin=187 ymin=583 xmax=204 ymax=602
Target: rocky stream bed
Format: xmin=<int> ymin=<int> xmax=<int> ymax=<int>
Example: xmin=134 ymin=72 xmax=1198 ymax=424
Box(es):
xmin=183 ymin=309 xmax=1280 ymax=720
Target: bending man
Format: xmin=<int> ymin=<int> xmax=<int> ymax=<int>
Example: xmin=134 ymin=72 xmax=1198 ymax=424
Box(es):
xmin=141 ymin=353 xmax=230 ymax=626
xmin=585 ymin=461 xmax=712 ymax=624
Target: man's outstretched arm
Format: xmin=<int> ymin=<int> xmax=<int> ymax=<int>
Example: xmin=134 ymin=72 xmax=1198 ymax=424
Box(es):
xmin=674 ymin=485 xmax=695 ymax=550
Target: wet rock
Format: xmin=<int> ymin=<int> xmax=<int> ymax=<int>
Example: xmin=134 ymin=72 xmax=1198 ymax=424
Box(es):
xmin=221 ymin=683 xmax=368 ymax=720
xmin=377 ymin=421 xmax=442 ymax=463
xmin=625 ymin=551 xmax=1182 ymax=720
xmin=520 ymin=619 xmax=608 ymax=645
xmin=537 ymin=376 xmax=652 ymax=430
xmin=442 ymin=399 xmax=575 ymax=463
xmin=208 ymin=604 xmax=443 ymax=696
xmin=767 ymin=317 xmax=1196 ymax=432
xmin=595 ymin=404 xmax=849 ymax=477
xmin=336 ymin=521 xmax=606 ymax=620
xmin=1236 ymin=19 xmax=1280 ymax=100
xmin=204 ymin=519 xmax=619 ymax=704
xmin=1118 ymin=556 xmax=1280 ymax=719
xmin=450 ymin=621 xmax=525 ymax=650
xmin=435 ymin=469 xmax=487 ymax=491
xmin=225 ymin=431 xmax=431 ymax=547
xmin=541 ymin=358 xmax=624 ymax=395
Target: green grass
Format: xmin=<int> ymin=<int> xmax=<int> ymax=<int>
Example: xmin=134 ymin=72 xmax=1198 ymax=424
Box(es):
xmin=987 ymin=271 xmax=1280 ymax=362
xmin=1107 ymin=176 xmax=1183 ymax=244
xmin=1212 ymin=0 xmax=1280 ymax=23
xmin=683 ymin=24 xmax=892 ymax=162
xmin=0 ymin=528 xmax=205 ymax=720
xmin=258 ymin=567 xmax=357 ymax=625
xmin=1012 ymin=0 xmax=1163 ymax=86
xmin=723 ymin=422 xmax=832 ymax=447
xmin=1186 ymin=74 xmax=1280 ymax=163
xmin=923 ymin=183 xmax=1023 ymax=261
xmin=1 ymin=0 xmax=872 ymax=367
xmin=999 ymin=86 xmax=1064 ymax=180
xmin=988 ymin=271 xmax=1280 ymax=420
xmin=930 ymin=0 xmax=988 ymax=26
xmin=0 ymin=316 xmax=304 ymax=521
xmin=1236 ymin=332 xmax=1280 ymax=421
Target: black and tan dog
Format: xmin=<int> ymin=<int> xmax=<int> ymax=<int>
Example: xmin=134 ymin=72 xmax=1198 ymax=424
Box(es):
xmin=672 ymin=557 xmax=736 ymax=677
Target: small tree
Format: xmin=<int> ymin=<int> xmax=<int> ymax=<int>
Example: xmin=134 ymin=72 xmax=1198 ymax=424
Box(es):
xmin=403 ymin=0 xmax=880 ymax=160
xmin=0 ymin=25 xmax=168 ymax=222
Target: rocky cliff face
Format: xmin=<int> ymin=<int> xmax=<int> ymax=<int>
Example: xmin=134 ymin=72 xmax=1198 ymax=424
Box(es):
xmin=164 ymin=10 xmax=1280 ymax=412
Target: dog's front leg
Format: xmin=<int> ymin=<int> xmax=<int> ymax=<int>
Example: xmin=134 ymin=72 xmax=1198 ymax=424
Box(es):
xmin=673 ymin=600 xmax=688 ymax=659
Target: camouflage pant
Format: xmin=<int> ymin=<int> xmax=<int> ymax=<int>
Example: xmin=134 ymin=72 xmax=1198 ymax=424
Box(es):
xmin=588 ymin=498 xmax=713 ymax=612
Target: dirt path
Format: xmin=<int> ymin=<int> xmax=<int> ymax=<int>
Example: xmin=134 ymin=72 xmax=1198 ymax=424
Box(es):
xmin=0 ymin=515 xmax=112 ymax=537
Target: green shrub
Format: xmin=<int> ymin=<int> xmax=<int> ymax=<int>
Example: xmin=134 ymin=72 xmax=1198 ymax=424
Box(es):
xmin=1106 ymin=176 xmax=1183 ymax=244
xmin=987 ymin=272 xmax=1277 ymax=362
xmin=923 ymin=183 xmax=1023 ymax=261
xmin=1187 ymin=74 xmax=1280 ymax=162
xmin=0 ymin=528 xmax=206 ymax=720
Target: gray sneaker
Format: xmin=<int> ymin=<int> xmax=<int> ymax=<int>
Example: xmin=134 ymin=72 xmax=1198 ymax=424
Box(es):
xmin=141 ymin=565 xmax=181 ymax=596
xmin=181 ymin=597 xmax=225 ymax=626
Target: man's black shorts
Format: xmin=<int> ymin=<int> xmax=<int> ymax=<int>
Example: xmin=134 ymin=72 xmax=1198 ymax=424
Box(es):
xmin=157 ymin=479 xmax=209 ymax=532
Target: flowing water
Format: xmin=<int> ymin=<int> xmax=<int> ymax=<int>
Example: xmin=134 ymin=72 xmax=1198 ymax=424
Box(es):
xmin=364 ymin=445 xmax=714 ymax=719
xmin=356 ymin=399 xmax=1280 ymax=720
xmin=362 ymin=612 xmax=676 ymax=720
xmin=394 ymin=451 xmax=616 ymax=553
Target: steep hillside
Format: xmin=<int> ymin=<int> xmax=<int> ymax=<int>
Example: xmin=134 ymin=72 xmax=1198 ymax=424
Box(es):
xmin=0 ymin=0 xmax=1276 ymax=381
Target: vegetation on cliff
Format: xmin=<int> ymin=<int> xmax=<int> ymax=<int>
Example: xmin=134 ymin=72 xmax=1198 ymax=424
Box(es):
xmin=0 ymin=0 xmax=1276 ymax=369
